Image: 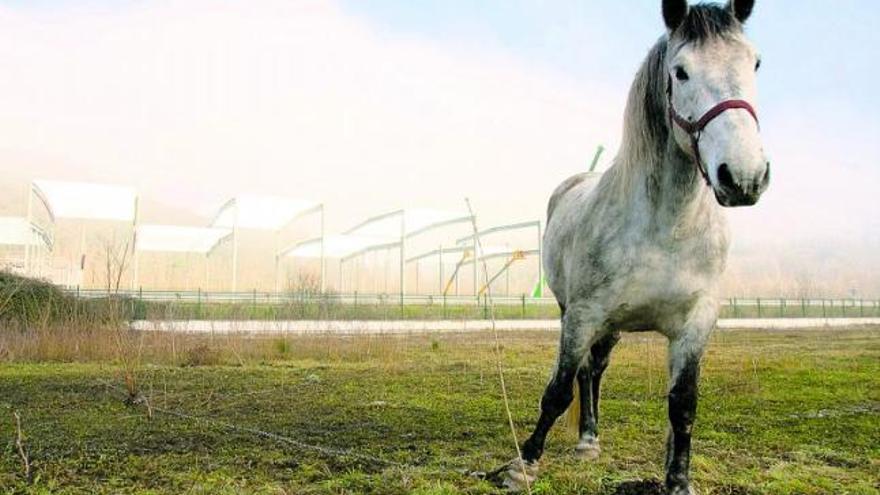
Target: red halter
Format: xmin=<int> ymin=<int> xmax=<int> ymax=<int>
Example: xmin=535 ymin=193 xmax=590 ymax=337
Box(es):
xmin=666 ymin=77 xmax=759 ymax=186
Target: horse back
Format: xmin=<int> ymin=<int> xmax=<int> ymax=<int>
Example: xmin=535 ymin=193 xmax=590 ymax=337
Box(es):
xmin=547 ymin=172 xmax=604 ymax=223
xmin=548 ymin=172 xmax=588 ymax=223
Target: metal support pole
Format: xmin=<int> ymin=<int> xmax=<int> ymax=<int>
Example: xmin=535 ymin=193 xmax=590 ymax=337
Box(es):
xmin=320 ymin=205 xmax=326 ymax=294
xmin=438 ymin=245 xmax=444 ymax=295
xmin=79 ymin=222 xmax=87 ymax=288
xmin=130 ymin=196 xmax=139 ymax=290
xmin=231 ymin=201 xmax=239 ymax=291
xmin=273 ymin=231 xmax=280 ymax=293
xmin=338 ymin=258 xmax=344 ymax=294
xmin=24 ymin=184 xmax=33 ymax=275
xmin=472 ymin=218 xmax=478 ymax=298
xmin=399 ymin=214 xmax=406 ymax=306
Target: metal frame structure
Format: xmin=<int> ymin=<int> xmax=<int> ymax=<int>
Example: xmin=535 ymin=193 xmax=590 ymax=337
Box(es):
xmin=32 ymin=179 xmax=139 ymax=288
xmin=278 ymin=234 xmax=394 ymax=293
xmin=209 ymin=195 xmax=324 ymax=292
xmin=132 ymin=224 xmax=232 ymax=289
xmin=339 ymin=208 xmax=473 ymax=303
xmin=23 ymin=182 xmax=56 ymax=276
xmin=406 ymin=244 xmax=540 ymax=296
xmin=455 ymin=220 xmax=543 ymax=296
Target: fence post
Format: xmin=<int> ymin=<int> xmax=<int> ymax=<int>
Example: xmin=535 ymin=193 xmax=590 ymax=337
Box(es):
xmin=197 ymin=287 xmax=202 ymax=319
xmin=443 ymin=293 xmax=447 ymax=319
xmin=521 ymin=294 xmax=526 ymax=319
xmin=860 ymin=299 xmax=864 ymax=317
xmin=801 ymin=298 xmax=806 ymax=317
xmin=821 ymin=299 xmax=826 ymax=318
xmin=732 ymin=297 xmax=738 ymax=318
xmin=779 ymin=298 xmax=785 ymax=318
xmin=757 ymin=297 xmax=762 ymax=318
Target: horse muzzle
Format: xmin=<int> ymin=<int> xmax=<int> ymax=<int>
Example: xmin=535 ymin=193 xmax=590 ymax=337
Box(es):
xmin=713 ymin=161 xmax=770 ymax=207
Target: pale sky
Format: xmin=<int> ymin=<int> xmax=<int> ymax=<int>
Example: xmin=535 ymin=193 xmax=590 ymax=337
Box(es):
xmin=1 ymin=0 xmax=878 ymax=252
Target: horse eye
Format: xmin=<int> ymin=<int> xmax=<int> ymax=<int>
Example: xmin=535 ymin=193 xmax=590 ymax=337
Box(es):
xmin=755 ymin=58 xmax=762 ymax=71
xmin=674 ymin=66 xmax=689 ymax=81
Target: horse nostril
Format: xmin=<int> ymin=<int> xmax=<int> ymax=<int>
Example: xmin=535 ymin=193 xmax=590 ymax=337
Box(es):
xmin=717 ymin=163 xmax=736 ymax=190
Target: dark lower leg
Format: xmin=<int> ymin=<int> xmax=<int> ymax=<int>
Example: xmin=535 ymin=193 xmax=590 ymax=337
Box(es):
xmin=578 ymin=332 xmax=620 ymax=439
xmin=665 ymin=354 xmax=700 ymax=492
xmin=576 ymin=366 xmax=596 ymax=439
xmin=521 ymin=365 xmax=577 ymax=462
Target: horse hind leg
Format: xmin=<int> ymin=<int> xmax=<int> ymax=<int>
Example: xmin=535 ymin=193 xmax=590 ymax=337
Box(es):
xmin=573 ymin=331 xmax=621 ymax=459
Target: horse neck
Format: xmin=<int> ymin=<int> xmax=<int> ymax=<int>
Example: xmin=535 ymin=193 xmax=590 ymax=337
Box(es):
xmin=647 ymin=140 xmax=719 ymax=230
xmin=613 ymin=38 xmax=721 ymax=232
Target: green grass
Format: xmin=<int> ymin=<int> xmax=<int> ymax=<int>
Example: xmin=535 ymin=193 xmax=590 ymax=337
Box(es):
xmin=1 ymin=329 xmax=878 ymax=494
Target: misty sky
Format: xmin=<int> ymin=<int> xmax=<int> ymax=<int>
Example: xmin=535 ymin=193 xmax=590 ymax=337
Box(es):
xmin=1 ymin=0 xmax=878 ymax=250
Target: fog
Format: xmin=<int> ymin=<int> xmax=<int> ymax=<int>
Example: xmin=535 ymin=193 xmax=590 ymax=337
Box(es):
xmin=1 ymin=1 xmax=877 ymax=296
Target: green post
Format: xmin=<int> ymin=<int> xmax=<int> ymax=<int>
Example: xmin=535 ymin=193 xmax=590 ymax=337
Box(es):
xmin=757 ymin=298 xmax=762 ymax=318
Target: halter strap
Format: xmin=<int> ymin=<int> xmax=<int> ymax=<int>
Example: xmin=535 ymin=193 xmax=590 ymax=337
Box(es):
xmin=666 ymin=76 xmax=760 ymax=186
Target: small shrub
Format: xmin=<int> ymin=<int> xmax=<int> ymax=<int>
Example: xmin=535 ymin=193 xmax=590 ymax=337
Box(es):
xmin=181 ymin=344 xmax=220 ymax=367
xmin=272 ymin=338 xmax=291 ymax=357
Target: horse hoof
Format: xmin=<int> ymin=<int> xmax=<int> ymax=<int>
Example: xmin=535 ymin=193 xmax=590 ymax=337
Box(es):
xmin=500 ymin=458 xmax=538 ymax=492
xmin=668 ymin=485 xmax=697 ymax=495
xmin=575 ymin=437 xmax=601 ymax=460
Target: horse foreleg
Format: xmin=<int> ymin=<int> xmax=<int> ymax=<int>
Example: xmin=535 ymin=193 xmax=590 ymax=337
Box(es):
xmin=664 ymin=302 xmax=715 ymax=495
xmin=501 ymin=305 xmax=599 ymax=491
xmin=575 ymin=331 xmax=621 ymax=459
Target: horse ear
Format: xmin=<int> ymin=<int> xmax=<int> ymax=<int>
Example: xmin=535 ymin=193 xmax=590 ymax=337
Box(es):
xmin=662 ymin=0 xmax=689 ymax=31
xmin=728 ymin=0 xmax=755 ymax=23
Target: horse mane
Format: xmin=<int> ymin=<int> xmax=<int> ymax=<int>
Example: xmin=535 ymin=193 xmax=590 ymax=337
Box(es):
xmin=607 ymin=3 xmax=743 ymax=196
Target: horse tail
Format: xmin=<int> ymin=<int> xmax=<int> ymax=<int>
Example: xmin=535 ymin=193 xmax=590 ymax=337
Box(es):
xmin=566 ymin=379 xmax=580 ymax=433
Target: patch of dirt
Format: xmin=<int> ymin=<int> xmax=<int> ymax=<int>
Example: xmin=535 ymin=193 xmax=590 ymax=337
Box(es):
xmin=605 ymin=479 xmax=665 ymax=495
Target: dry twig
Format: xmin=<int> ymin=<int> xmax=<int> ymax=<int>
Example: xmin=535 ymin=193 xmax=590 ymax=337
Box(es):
xmin=12 ymin=411 xmax=32 ymax=484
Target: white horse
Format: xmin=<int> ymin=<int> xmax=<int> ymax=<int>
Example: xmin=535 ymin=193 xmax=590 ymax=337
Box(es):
xmin=501 ymin=1 xmax=768 ymax=493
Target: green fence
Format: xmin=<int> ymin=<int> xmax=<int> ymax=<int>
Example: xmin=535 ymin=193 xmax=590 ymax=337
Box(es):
xmin=66 ymin=289 xmax=880 ymax=322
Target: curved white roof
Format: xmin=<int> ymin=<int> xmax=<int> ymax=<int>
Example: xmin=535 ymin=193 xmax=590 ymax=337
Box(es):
xmin=346 ymin=208 xmax=470 ymax=238
xmin=136 ymin=225 xmax=231 ymax=254
xmin=0 ymin=217 xmax=52 ymax=248
xmin=33 ymin=179 xmax=137 ymax=221
xmin=211 ymin=194 xmax=320 ymax=230
xmin=282 ymin=234 xmax=395 ymax=259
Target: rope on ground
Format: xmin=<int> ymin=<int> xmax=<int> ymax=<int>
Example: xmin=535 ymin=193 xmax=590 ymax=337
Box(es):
xmin=97 ymin=380 xmax=404 ymax=469
xmin=465 ymin=197 xmax=532 ymax=494
xmin=99 ymin=379 xmax=503 ymax=482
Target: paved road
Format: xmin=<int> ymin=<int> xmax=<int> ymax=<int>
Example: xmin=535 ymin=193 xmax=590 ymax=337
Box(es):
xmin=131 ymin=318 xmax=880 ymax=335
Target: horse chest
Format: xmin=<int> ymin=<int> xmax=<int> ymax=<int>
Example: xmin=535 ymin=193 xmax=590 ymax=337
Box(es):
xmin=612 ymin=234 xmax=725 ymax=311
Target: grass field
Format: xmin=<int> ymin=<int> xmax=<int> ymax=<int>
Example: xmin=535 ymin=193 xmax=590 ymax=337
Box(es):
xmin=1 ymin=328 xmax=878 ymax=494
